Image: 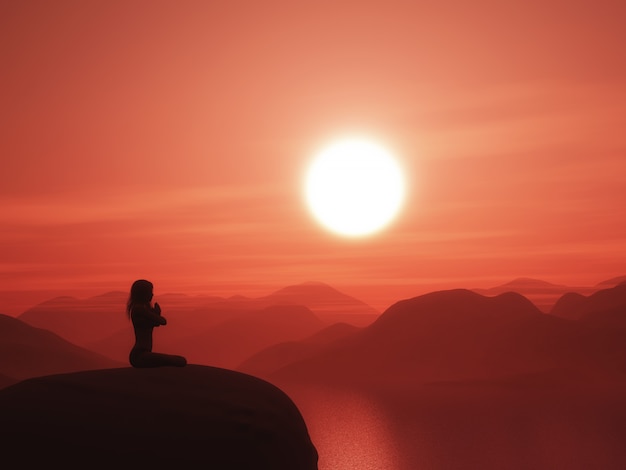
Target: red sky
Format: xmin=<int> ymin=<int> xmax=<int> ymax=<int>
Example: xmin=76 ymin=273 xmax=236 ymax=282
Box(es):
xmin=1 ymin=0 xmax=625 ymax=314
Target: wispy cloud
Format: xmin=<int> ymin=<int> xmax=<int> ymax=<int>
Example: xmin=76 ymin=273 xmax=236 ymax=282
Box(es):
xmin=1 ymin=183 xmax=284 ymax=225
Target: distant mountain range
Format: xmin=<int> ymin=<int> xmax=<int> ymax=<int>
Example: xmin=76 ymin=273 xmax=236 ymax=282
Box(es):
xmin=18 ymin=291 xmax=130 ymax=346
xmin=4 ymin=278 xmax=626 ymax=390
xmin=167 ymin=304 xmax=326 ymax=369
xmin=163 ymin=281 xmax=380 ymax=325
xmin=0 ymin=314 xmax=122 ymax=383
xmin=551 ymin=282 xmax=626 ymax=325
xmin=14 ymin=282 xmax=379 ymax=367
xmin=595 ymin=275 xmax=626 ymax=288
xmin=4 ymin=278 xmax=626 ymax=470
xmin=243 ymin=283 xmax=626 ymax=388
xmin=239 ymin=322 xmax=361 ymax=377
xmin=472 ymin=277 xmax=596 ymax=312
xmin=91 ymin=303 xmax=329 ymax=368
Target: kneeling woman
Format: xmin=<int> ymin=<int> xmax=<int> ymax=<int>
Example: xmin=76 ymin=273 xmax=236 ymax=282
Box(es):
xmin=127 ymin=279 xmax=187 ymax=368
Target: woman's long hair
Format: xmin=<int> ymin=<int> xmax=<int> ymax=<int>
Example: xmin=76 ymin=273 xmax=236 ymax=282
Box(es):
xmin=126 ymin=279 xmax=153 ymax=318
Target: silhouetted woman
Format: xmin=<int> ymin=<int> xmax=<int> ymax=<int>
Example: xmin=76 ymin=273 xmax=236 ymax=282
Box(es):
xmin=127 ymin=279 xmax=187 ymax=368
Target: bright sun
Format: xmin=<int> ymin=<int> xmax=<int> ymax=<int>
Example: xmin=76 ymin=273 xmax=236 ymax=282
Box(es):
xmin=305 ymin=138 xmax=406 ymax=237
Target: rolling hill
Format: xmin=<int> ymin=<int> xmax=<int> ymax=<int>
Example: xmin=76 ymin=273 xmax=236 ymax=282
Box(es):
xmin=551 ymin=283 xmax=626 ymax=326
xmin=473 ymin=277 xmax=592 ymax=312
xmin=0 ymin=314 xmax=122 ymax=381
xmin=18 ymin=282 xmax=378 ymax=351
xmin=21 ymin=283 xmax=376 ymax=366
xmin=18 ymin=291 xmax=130 ymax=345
xmin=259 ymin=289 xmax=626 ymax=387
xmin=167 ymin=305 xmax=327 ymax=369
xmin=258 ymin=282 xmax=379 ymax=324
xmin=238 ymin=322 xmax=361 ymax=376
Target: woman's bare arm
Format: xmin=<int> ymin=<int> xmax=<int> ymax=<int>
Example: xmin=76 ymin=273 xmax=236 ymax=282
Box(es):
xmin=133 ymin=304 xmax=167 ymax=326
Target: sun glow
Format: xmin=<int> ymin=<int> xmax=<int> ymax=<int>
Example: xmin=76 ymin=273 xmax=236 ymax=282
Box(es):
xmin=305 ymin=138 xmax=405 ymax=237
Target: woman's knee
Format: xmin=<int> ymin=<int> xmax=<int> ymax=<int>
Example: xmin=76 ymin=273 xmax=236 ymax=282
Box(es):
xmin=129 ymin=351 xmax=187 ymax=368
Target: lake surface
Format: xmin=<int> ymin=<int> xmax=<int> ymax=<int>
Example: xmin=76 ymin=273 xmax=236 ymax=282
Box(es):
xmin=282 ymin=382 xmax=626 ymax=470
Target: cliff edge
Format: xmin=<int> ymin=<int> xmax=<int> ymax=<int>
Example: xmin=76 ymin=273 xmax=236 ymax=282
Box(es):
xmin=0 ymin=365 xmax=318 ymax=469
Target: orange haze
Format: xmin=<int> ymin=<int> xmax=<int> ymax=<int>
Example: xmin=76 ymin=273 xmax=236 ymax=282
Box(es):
xmin=1 ymin=1 xmax=625 ymax=314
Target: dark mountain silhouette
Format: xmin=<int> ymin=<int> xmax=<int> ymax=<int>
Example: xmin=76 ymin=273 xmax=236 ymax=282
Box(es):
xmin=266 ymin=289 xmax=626 ymax=386
xmin=89 ymin=304 xmax=327 ymax=366
xmin=481 ymin=277 xmax=569 ymax=291
xmin=551 ymin=283 xmax=626 ymax=326
xmin=0 ymin=365 xmax=318 ymax=469
xmin=0 ymin=314 xmax=122 ymax=381
xmin=596 ymin=275 xmax=626 ymax=288
xmin=15 ymin=290 xmax=258 ymax=364
xmin=17 ymin=283 xmax=377 ymax=358
xmin=196 ymin=282 xmax=379 ymax=326
xmin=84 ymin=301 xmax=240 ymax=363
xmin=162 ymin=282 xmax=379 ymax=326
xmin=473 ymin=277 xmax=590 ymax=312
xmin=86 ymin=325 xmax=135 ymax=362
xmin=259 ymin=282 xmax=379 ymax=325
xmin=18 ymin=291 xmax=129 ymax=345
xmin=17 ymin=291 xmax=228 ymax=346
xmin=550 ymin=292 xmax=590 ymax=320
xmin=473 ymin=276 xmax=626 ymax=313
xmin=168 ymin=305 xmax=327 ymax=369
xmin=238 ymin=322 xmax=361 ymax=377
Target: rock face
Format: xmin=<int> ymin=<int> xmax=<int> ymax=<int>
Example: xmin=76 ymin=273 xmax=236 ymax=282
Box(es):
xmin=0 ymin=365 xmax=318 ymax=469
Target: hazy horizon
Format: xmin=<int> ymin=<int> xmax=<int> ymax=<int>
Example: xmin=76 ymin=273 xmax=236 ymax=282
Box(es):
xmin=2 ymin=1 xmax=625 ymax=319
xmin=2 ymin=2 xmax=625 ymax=467
xmin=1 ymin=272 xmax=624 ymax=318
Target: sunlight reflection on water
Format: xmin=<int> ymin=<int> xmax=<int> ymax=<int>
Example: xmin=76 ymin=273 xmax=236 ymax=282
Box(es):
xmin=289 ymin=386 xmax=401 ymax=470
xmin=283 ymin=383 xmax=626 ymax=470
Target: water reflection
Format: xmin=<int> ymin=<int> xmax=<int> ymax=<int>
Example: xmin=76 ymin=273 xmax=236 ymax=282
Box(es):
xmin=285 ymin=385 xmax=400 ymax=470
xmin=282 ymin=382 xmax=626 ymax=470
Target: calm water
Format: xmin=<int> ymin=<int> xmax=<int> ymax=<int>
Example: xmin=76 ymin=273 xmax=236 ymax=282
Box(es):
xmin=288 ymin=386 xmax=401 ymax=470
xmin=282 ymin=382 xmax=626 ymax=470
